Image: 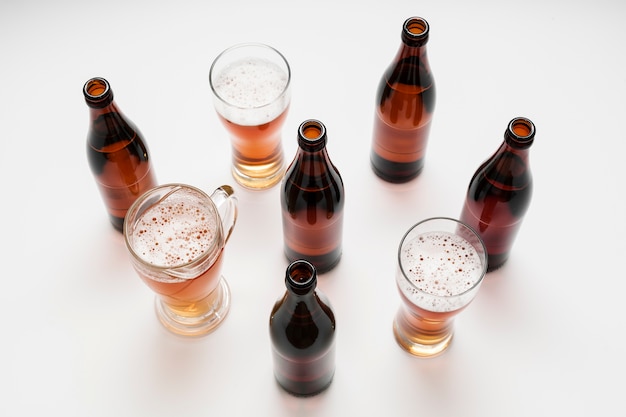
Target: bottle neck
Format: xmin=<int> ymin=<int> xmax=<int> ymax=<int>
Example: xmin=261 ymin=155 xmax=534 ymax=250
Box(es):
xmin=285 ymin=260 xmax=317 ymax=296
xmin=496 ymin=140 xmax=531 ymax=167
xmin=393 ymin=18 xmax=431 ymax=73
xmin=401 ymin=17 xmax=430 ymax=48
xmin=297 ymin=119 xmax=328 ymax=152
xmin=504 ymin=117 xmax=535 ymax=150
xmin=84 ymin=77 xmax=114 ymax=108
xmin=84 ymin=77 xmax=122 ymax=120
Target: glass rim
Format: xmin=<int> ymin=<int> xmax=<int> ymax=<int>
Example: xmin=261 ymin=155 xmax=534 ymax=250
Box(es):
xmin=123 ymin=183 xmax=224 ymax=272
xmin=208 ymin=42 xmax=292 ymax=111
xmin=397 ymin=217 xmax=488 ymax=299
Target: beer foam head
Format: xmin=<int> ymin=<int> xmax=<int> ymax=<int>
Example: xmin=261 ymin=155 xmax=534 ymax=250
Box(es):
xmin=212 ymin=57 xmax=290 ymax=126
xmin=130 ymin=188 xmax=219 ymax=268
xmin=399 ymin=231 xmax=484 ymax=311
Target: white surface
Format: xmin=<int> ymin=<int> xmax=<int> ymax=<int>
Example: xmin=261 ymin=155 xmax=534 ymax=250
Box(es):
xmin=1 ymin=0 xmax=625 ymax=416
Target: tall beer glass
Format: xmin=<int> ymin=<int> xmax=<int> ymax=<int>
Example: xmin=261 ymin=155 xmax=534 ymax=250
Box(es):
xmin=394 ymin=217 xmax=487 ymax=357
xmin=209 ymin=43 xmax=291 ymax=190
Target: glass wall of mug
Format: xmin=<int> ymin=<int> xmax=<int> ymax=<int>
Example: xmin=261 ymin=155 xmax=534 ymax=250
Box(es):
xmin=123 ymin=183 xmax=238 ymax=337
xmin=209 ymin=43 xmax=291 ymax=190
xmin=393 ymin=217 xmax=487 ymax=357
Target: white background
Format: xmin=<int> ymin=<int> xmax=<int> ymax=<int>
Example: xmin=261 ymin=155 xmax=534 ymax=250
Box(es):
xmin=1 ymin=0 xmax=625 ymax=416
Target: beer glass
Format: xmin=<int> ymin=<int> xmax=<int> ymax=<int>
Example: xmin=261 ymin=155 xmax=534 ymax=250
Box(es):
xmin=209 ymin=43 xmax=291 ymax=190
xmin=124 ymin=183 xmax=238 ymax=337
xmin=393 ymin=217 xmax=487 ymax=357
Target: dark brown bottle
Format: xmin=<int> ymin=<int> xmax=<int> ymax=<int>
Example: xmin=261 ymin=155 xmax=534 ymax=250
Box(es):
xmin=459 ymin=117 xmax=535 ymax=272
xmin=281 ymin=119 xmax=344 ymax=273
xmin=269 ymin=260 xmax=336 ymax=397
xmin=84 ymin=77 xmax=157 ymax=232
xmin=370 ymin=16 xmax=436 ymax=183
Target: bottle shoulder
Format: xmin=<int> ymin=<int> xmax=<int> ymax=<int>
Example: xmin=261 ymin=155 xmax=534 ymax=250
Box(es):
xmin=270 ymin=293 xmax=336 ymax=355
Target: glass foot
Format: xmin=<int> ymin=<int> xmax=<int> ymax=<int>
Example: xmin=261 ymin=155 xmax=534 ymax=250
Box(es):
xmin=392 ymin=317 xmax=453 ymax=358
xmin=231 ymin=163 xmax=285 ymax=190
xmin=155 ymin=277 xmax=231 ymax=337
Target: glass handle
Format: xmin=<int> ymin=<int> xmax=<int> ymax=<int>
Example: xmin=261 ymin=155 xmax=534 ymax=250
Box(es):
xmin=211 ymin=185 xmax=238 ymax=243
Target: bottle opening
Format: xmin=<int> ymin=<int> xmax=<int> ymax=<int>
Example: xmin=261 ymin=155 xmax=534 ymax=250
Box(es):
xmin=505 ymin=117 xmax=535 ymax=148
xmin=287 ymin=260 xmax=317 ymax=290
xmin=509 ymin=118 xmax=535 ymax=139
xmin=84 ymin=77 xmax=110 ymax=99
xmin=405 ymin=18 xmax=428 ymax=36
xmin=299 ymin=120 xmax=325 ymax=141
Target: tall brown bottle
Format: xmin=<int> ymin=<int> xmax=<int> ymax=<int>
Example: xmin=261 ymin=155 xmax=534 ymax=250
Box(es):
xmin=459 ymin=117 xmax=535 ymax=272
xmin=281 ymin=119 xmax=344 ymax=273
xmin=269 ymin=260 xmax=336 ymax=396
xmin=84 ymin=77 xmax=157 ymax=232
xmin=370 ymin=16 xmax=436 ymax=183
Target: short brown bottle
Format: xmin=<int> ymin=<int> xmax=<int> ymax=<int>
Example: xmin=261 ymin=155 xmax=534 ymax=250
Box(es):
xmin=459 ymin=117 xmax=535 ymax=271
xmin=84 ymin=77 xmax=157 ymax=232
xmin=370 ymin=16 xmax=436 ymax=183
xmin=269 ymin=260 xmax=336 ymax=396
xmin=281 ymin=119 xmax=344 ymax=273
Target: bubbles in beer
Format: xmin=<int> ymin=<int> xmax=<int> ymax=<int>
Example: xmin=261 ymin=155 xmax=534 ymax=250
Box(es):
xmin=400 ymin=231 xmax=483 ymax=311
xmin=131 ymin=188 xmax=218 ymax=267
xmin=212 ymin=57 xmax=289 ymax=126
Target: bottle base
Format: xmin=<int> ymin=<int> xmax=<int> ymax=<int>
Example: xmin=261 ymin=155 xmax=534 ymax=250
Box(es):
xmin=486 ymin=253 xmax=509 ymax=272
xmin=370 ymin=155 xmax=424 ymax=183
xmin=274 ymin=373 xmax=334 ymax=397
xmin=284 ymin=250 xmax=342 ymax=274
xmin=109 ymin=215 xmax=125 ymax=233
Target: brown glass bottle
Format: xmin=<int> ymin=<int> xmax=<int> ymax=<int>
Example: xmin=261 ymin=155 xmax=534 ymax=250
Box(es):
xmin=269 ymin=260 xmax=336 ymax=397
xmin=459 ymin=117 xmax=535 ymax=272
xmin=370 ymin=16 xmax=436 ymax=183
xmin=84 ymin=77 xmax=157 ymax=232
xmin=281 ymin=120 xmax=344 ymax=273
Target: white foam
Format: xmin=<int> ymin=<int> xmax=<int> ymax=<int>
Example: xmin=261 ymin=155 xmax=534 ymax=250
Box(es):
xmin=399 ymin=231 xmax=483 ymax=311
xmin=212 ymin=57 xmax=289 ymax=126
xmin=130 ymin=189 xmax=218 ymax=267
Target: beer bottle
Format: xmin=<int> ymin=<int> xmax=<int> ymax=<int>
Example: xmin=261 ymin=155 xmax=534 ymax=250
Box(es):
xmin=269 ymin=260 xmax=336 ymax=396
xmin=370 ymin=16 xmax=436 ymax=183
xmin=84 ymin=77 xmax=158 ymax=232
xmin=459 ymin=117 xmax=535 ymax=272
xmin=281 ymin=119 xmax=344 ymax=273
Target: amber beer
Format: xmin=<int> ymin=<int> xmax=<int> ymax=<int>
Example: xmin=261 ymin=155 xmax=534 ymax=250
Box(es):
xmin=84 ymin=77 xmax=157 ymax=231
xmin=281 ymin=120 xmax=344 ymax=273
xmin=124 ymin=184 xmax=236 ymax=336
xmin=216 ymin=108 xmax=288 ymax=189
xmin=370 ymin=17 xmax=436 ymax=183
xmin=459 ymin=117 xmax=535 ymax=271
xmin=393 ymin=218 xmax=487 ymax=357
xmin=210 ymin=44 xmax=291 ymax=190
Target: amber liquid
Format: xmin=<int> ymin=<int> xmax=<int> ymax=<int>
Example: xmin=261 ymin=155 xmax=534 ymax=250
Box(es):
xmin=371 ymin=63 xmax=435 ymax=183
xmin=272 ymin=346 xmax=335 ymax=397
xmin=87 ymin=113 xmax=156 ymax=231
xmin=217 ymin=108 xmax=288 ymax=189
xmin=394 ymin=290 xmax=466 ymax=355
xmin=459 ymin=152 xmax=532 ymax=271
xmin=281 ymin=174 xmax=343 ymax=273
xmin=270 ymin=294 xmax=336 ymax=396
xmin=136 ymin=249 xmax=225 ymax=318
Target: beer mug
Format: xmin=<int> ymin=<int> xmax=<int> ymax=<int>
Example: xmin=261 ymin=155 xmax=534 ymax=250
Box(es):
xmin=124 ymin=183 xmax=238 ymax=337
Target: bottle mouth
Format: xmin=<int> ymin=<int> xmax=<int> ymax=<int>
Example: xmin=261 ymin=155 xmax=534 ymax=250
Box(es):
xmin=298 ymin=119 xmax=327 ymax=150
xmin=286 ymin=260 xmax=317 ymax=293
xmin=507 ymin=117 xmax=535 ymax=148
xmin=84 ymin=77 xmax=113 ymax=108
xmin=402 ymin=17 xmax=430 ymax=45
